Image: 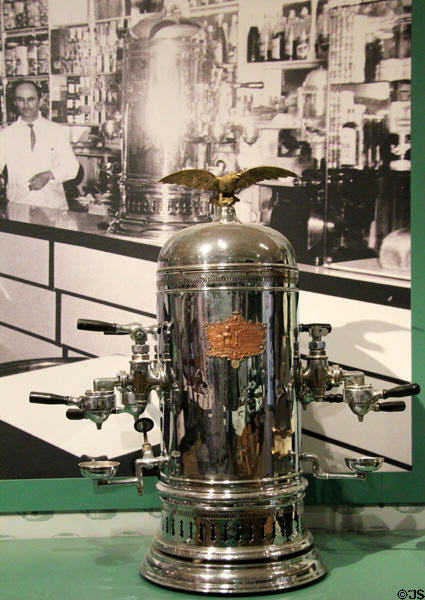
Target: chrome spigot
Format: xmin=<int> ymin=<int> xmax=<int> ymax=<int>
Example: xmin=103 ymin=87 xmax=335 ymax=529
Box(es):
xmin=29 ymin=389 xmax=116 ymax=430
xmin=299 ymin=323 xmax=342 ymax=404
xmin=300 ymin=453 xmax=384 ymax=480
xmin=76 ymin=318 xmax=157 ymax=344
xmin=134 ymin=417 xmax=169 ymax=470
xmin=298 ymin=323 xmax=420 ymax=421
xmin=78 ymin=417 xmax=169 ymax=496
xmin=340 ymin=371 xmax=420 ymax=421
xmin=76 ymin=318 xmax=172 ymax=419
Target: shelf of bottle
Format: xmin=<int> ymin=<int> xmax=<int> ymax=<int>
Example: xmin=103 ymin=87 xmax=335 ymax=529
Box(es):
xmin=189 ymin=1 xmax=238 ymax=16
xmin=95 ymin=16 xmax=128 ymax=25
xmin=330 ymin=78 xmax=410 ymax=86
xmin=4 ymin=27 xmax=48 ymax=38
xmin=4 ymin=74 xmax=49 ymax=81
xmin=50 ymin=23 xmax=90 ymax=30
xmin=247 ymin=58 xmax=326 ymax=70
xmin=50 ymin=73 xmax=90 ymax=78
xmin=94 ymin=72 xmax=120 ymax=77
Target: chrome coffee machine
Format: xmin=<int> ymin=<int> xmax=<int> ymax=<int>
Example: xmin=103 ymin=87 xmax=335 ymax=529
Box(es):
xmin=30 ymin=167 xmax=419 ymax=594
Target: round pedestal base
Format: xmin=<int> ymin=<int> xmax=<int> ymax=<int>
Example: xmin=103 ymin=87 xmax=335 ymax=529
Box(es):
xmin=140 ymin=540 xmax=326 ymax=594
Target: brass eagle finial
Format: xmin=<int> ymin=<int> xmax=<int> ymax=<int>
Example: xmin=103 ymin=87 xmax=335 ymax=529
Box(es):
xmin=159 ymin=166 xmax=297 ymax=207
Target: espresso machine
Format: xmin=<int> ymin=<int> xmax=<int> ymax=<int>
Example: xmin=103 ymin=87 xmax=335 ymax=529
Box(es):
xmin=111 ymin=13 xmax=214 ymax=235
xmin=30 ymin=167 xmax=419 ymax=594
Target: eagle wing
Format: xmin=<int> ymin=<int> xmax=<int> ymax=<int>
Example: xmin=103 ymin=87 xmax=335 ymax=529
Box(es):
xmin=160 ymin=169 xmax=219 ymax=192
xmin=233 ymin=166 xmax=298 ymax=192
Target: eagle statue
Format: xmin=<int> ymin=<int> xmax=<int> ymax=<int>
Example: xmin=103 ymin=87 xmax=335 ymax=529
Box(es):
xmin=160 ymin=166 xmax=297 ymax=206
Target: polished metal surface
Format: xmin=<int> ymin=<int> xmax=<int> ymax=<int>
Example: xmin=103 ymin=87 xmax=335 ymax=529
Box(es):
xmin=141 ymin=542 xmax=326 ymax=594
xmin=158 ymin=205 xmax=297 ymax=269
xmin=116 ymin=17 xmax=214 ymax=231
xmin=157 ymin=205 xmax=299 ymax=485
xmin=345 ymin=456 xmax=384 ymax=473
xmin=138 ymin=202 xmax=322 ymax=592
xmin=78 ymin=460 xmax=120 ymax=481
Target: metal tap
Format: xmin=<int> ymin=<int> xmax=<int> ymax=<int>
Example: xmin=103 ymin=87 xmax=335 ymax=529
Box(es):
xmin=339 ymin=371 xmax=420 ymax=421
xmin=78 ymin=417 xmax=169 ymax=496
xmin=29 ymin=317 xmax=173 ymax=430
xmin=299 ymin=322 xmax=420 ymax=420
xmin=300 ymin=323 xmax=342 ymax=404
xmin=29 ymin=389 xmax=116 ymax=430
xmin=300 ymin=453 xmax=384 ymax=480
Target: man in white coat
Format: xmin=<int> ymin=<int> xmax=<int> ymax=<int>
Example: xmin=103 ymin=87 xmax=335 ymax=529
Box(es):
xmin=0 ymin=80 xmax=79 ymax=209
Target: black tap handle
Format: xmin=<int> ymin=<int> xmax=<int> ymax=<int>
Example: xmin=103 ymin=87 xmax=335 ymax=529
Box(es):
xmin=323 ymin=394 xmax=344 ymax=403
xmin=377 ymin=401 xmax=406 ymax=412
xmin=381 ymin=383 xmax=420 ymax=399
xmin=30 ymin=391 xmax=69 ymax=405
xmin=66 ymin=408 xmax=85 ymax=420
xmin=77 ymin=319 xmax=118 ymax=333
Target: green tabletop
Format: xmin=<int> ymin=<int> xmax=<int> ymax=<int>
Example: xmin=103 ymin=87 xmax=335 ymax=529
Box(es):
xmin=0 ymin=531 xmax=424 ymax=600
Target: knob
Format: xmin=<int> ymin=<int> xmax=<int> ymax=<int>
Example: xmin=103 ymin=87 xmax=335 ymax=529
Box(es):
xmin=134 ymin=417 xmax=154 ymax=434
xmin=30 ymin=391 xmax=69 ymax=405
xmin=381 ymin=383 xmax=420 ymax=399
xmin=299 ymin=323 xmax=332 ymax=338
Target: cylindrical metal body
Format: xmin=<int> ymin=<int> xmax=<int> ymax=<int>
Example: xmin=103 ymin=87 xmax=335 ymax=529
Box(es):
xmin=117 ymin=17 xmax=213 ymax=234
xmin=141 ymin=206 xmax=326 ymax=593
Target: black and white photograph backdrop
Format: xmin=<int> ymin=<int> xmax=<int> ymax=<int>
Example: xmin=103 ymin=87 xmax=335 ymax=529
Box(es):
xmin=0 ymin=0 xmax=414 ymax=499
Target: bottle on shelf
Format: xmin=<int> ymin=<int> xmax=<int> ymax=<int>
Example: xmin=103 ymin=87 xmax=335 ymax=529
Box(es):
xmin=3 ymin=0 xmax=16 ymax=30
xmin=258 ymin=14 xmax=270 ymax=62
xmin=285 ymin=9 xmax=296 ymax=61
xmin=214 ymin=14 xmax=228 ymax=64
xmin=315 ymin=2 xmax=329 ymax=59
xmin=271 ymin=10 xmax=285 ymax=61
xmin=5 ymin=41 xmax=17 ymax=77
xmin=15 ymin=40 xmax=29 ymax=76
xmin=227 ymin=13 xmax=238 ymax=64
xmin=27 ymin=0 xmax=41 ymax=27
xmin=296 ymin=29 xmax=309 ymax=60
xmin=28 ymin=38 xmax=39 ymax=75
xmin=247 ymin=15 xmax=260 ymax=63
xmin=292 ymin=14 xmax=301 ymax=60
xmin=14 ymin=0 xmax=27 ymax=29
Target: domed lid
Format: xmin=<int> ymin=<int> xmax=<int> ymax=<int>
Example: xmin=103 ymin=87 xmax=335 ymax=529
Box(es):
xmin=158 ymin=205 xmax=297 ymax=271
xmin=130 ymin=15 xmax=200 ymax=41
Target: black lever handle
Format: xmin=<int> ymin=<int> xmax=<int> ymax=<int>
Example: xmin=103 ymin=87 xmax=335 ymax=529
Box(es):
xmin=66 ymin=408 xmax=85 ymax=420
xmin=377 ymin=401 xmax=406 ymax=412
xmin=30 ymin=391 xmax=69 ymax=405
xmin=77 ymin=319 xmax=118 ymax=333
xmin=382 ymin=383 xmax=420 ymax=399
xmin=323 ymin=394 xmax=344 ymax=403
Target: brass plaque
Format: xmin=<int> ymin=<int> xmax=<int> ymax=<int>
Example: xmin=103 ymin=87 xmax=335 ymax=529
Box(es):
xmin=205 ymin=312 xmax=266 ymax=362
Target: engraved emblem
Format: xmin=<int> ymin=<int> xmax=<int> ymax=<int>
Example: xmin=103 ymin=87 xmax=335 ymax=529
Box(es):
xmin=205 ymin=312 xmax=266 ymax=365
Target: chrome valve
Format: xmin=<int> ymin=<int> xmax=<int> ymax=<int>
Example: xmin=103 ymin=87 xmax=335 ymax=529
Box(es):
xmin=300 ymin=323 xmax=342 ymax=404
xmin=78 ymin=417 xmax=169 ymax=496
xmin=299 ymin=323 xmax=420 ymax=421
xmin=340 ymin=371 xmax=420 ymax=421
xmin=29 ymin=317 xmax=172 ymax=495
xmin=29 ymin=389 xmax=116 ymax=430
